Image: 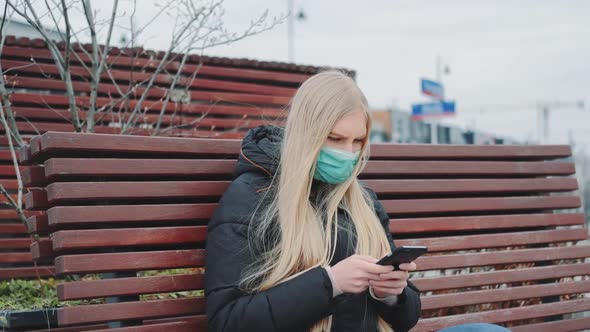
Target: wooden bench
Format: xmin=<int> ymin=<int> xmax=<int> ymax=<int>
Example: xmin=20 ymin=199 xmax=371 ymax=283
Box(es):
xmin=1 ymin=34 xmax=341 ymax=279
xmin=19 ymin=130 xmax=590 ymax=331
xmin=0 ymin=35 xmax=354 ymax=142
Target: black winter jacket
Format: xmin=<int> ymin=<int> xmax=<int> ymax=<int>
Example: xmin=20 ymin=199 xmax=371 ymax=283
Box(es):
xmin=205 ymin=125 xmax=421 ymax=331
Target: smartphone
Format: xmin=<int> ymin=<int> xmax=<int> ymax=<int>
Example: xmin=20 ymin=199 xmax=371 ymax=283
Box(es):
xmin=377 ymin=246 xmax=428 ymax=270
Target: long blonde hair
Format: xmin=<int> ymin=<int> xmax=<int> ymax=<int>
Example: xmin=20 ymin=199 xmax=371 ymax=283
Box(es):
xmin=241 ymin=70 xmax=393 ymax=332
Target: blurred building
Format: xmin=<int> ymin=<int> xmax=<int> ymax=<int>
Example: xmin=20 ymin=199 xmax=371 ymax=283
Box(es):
xmin=369 ymin=108 xmax=520 ymax=145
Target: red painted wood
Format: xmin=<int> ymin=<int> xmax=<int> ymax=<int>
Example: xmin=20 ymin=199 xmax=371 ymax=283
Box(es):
xmin=390 ymin=213 xmax=586 ymax=234
xmin=58 ymin=297 xmax=206 ymax=326
xmin=396 ymin=229 xmax=589 ymax=252
xmin=382 ymin=196 xmax=581 ymax=215
xmin=421 ymin=280 xmax=590 ymax=310
xmin=47 ymin=204 xmax=217 ymax=226
xmin=510 ymin=316 xmax=590 ymax=332
xmin=370 ymin=143 xmax=572 ymax=160
xmin=414 ymin=246 xmax=590 ymax=271
xmin=0 ymin=266 xmax=55 ymax=279
xmin=51 ymin=226 xmax=207 ymax=250
xmin=413 ymin=299 xmax=590 ymax=332
xmin=58 ymin=274 xmax=203 ymax=300
xmin=413 ymin=263 xmax=590 ymax=292
xmin=55 ymin=249 xmax=205 ymax=274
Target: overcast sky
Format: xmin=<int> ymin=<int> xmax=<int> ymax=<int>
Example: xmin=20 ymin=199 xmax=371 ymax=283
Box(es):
xmin=22 ymin=0 xmax=590 ymax=147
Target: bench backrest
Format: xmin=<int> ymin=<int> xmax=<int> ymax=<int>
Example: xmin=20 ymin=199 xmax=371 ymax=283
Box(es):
xmin=0 ymin=34 xmax=336 ymax=279
xmin=20 ymin=131 xmax=590 ymax=331
xmin=1 ymin=35 xmax=350 ymax=142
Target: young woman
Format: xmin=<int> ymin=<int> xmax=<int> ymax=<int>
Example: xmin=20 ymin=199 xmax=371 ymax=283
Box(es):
xmin=205 ymin=71 xmax=510 ymax=332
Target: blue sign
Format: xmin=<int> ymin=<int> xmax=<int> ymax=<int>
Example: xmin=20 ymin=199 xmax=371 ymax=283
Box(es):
xmin=421 ymin=79 xmax=444 ymax=100
xmin=411 ymin=101 xmax=455 ymax=120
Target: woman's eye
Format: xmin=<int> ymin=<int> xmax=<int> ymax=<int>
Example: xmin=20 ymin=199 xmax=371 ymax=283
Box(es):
xmin=328 ymin=137 xmax=341 ymax=141
xmin=354 ymin=139 xmax=364 ymax=143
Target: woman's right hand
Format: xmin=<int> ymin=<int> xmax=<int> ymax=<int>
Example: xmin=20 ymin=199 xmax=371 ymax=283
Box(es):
xmin=330 ymin=255 xmax=393 ymax=294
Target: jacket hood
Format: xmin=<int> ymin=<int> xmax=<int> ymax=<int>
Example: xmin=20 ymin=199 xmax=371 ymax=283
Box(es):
xmin=235 ymin=125 xmax=284 ymax=179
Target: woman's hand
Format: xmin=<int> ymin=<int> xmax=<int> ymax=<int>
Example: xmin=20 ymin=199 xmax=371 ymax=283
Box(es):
xmin=369 ymin=262 xmax=417 ymax=298
xmin=330 ymin=255 xmax=393 ymax=294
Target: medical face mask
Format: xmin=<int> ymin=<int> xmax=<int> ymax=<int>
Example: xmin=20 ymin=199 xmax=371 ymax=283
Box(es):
xmin=313 ymin=146 xmax=361 ymax=184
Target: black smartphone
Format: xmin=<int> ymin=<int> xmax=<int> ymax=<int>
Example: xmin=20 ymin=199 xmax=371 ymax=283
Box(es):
xmin=377 ymin=246 xmax=428 ymax=270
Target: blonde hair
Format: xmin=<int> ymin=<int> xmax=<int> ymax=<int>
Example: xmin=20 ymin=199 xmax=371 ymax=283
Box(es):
xmin=241 ymin=70 xmax=393 ymax=332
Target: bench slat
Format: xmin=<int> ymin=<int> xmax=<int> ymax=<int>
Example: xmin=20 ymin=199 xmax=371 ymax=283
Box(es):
xmin=383 ymin=196 xmax=581 ymax=215
xmin=391 ymin=213 xmax=586 ymax=234
xmin=51 ymin=226 xmax=207 ymax=250
xmin=415 ymin=246 xmax=590 ymax=271
xmin=413 ymin=298 xmax=590 ymax=332
xmin=0 ymin=238 xmax=32 ymax=248
xmin=413 ymin=263 xmax=590 ymax=292
xmin=55 ymin=249 xmax=205 ymax=274
xmin=47 ymin=204 xmax=216 ymax=226
xmin=9 ymin=93 xmax=286 ymax=118
xmin=0 ymin=223 xmax=27 ymax=234
xmin=421 ymin=280 xmax=590 ymax=310
xmin=510 ymin=316 xmax=590 ymax=332
xmin=39 ymin=158 xmax=577 ymax=180
xmin=397 ymin=229 xmax=589 ymax=252
xmin=58 ymin=274 xmax=203 ymax=301
xmin=57 ymin=297 xmax=205 ymax=326
xmin=0 ymin=266 xmax=55 ymax=279
xmin=0 ymin=252 xmax=33 ymax=263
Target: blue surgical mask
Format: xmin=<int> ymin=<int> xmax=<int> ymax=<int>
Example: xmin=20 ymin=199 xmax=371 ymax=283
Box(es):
xmin=313 ymin=147 xmax=361 ymax=184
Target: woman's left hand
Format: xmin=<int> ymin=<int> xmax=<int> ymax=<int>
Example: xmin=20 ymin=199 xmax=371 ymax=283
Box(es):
xmin=369 ymin=262 xmax=417 ymax=298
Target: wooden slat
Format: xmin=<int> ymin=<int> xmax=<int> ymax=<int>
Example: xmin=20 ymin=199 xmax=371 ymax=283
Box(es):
xmin=85 ymin=320 xmax=203 ymax=332
xmin=0 ymin=179 xmax=20 ymax=190
xmin=510 ymin=316 xmax=590 ymax=332
xmin=5 ymin=76 xmax=293 ymax=106
xmin=31 ymin=238 xmax=54 ymax=261
xmin=46 ymin=181 xmax=230 ymax=203
xmin=0 ymin=237 xmax=32 ymax=248
xmin=58 ymin=274 xmax=203 ymax=300
xmin=365 ymin=178 xmax=578 ymax=195
xmin=390 ymin=213 xmax=586 ymax=234
xmin=0 ymin=223 xmax=27 ymax=234
xmin=21 ymin=165 xmax=47 ymax=186
xmin=9 ymin=93 xmax=286 ymax=119
xmin=58 ymin=297 xmax=205 ymax=326
xmin=47 ymin=204 xmax=216 ymax=226
xmin=24 ymin=188 xmax=48 ymax=210
xmin=413 ymin=263 xmax=590 ymax=292
xmin=0 ymin=252 xmax=33 ymax=263
xmin=415 ymin=246 xmax=590 ymax=271
xmin=44 ymin=158 xmax=236 ymax=178
xmin=33 ymin=131 xmax=240 ymax=160
xmin=55 ymin=249 xmax=205 ymax=274
xmin=383 ymin=196 xmax=581 ymax=215
xmin=396 ymin=229 xmax=589 ymax=252
xmin=39 ymin=159 xmax=580 ymax=180
xmin=0 ymin=265 xmax=56 ymax=279
xmin=2 ymin=45 xmax=310 ymax=84
xmin=370 ymin=143 xmax=572 ymax=160
xmin=421 ymin=280 xmax=590 ymax=310
xmin=142 ymin=315 xmax=206 ymax=329
xmin=413 ymin=298 xmax=590 ymax=332
xmin=51 ymin=226 xmax=207 ymax=251
xmin=26 ymin=213 xmax=50 ymax=234
xmin=0 ymin=210 xmax=43 ymax=219
xmin=362 ymin=160 xmax=576 ymax=176
xmin=1 ymin=59 xmax=298 ymax=97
